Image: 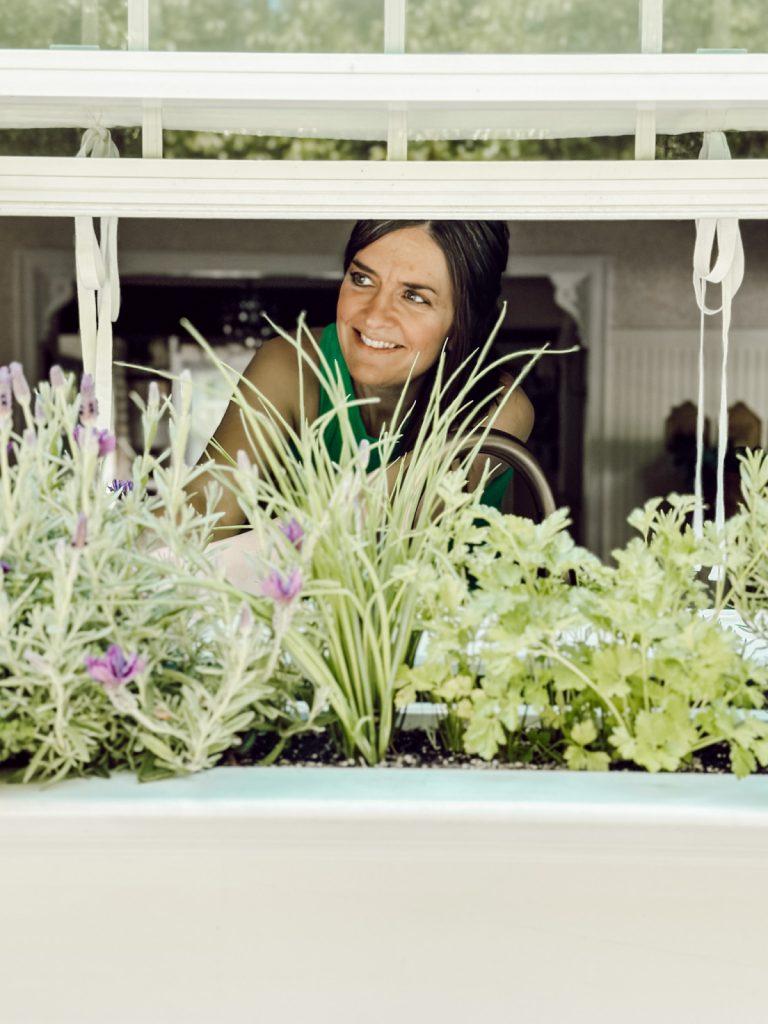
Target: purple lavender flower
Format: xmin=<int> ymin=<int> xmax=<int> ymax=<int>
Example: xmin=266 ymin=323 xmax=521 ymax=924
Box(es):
xmin=34 ymin=395 xmax=46 ymax=423
xmin=278 ymin=517 xmax=304 ymax=551
xmin=49 ymin=365 xmax=66 ymax=391
xmin=9 ymin=362 xmax=30 ymax=405
xmin=73 ymin=424 xmax=116 ymax=458
xmin=260 ymin=567 xmax=303 ymax=604
xmin=84 ymin=643 xmax=146 ymax=691
xmin=79 ymin=373 xmax=99 ymax=425
xmin=107 ymin=478 xmax=133 ymax=497
xmin=22 ymin=428 xmax=37 ymax=450
xmin=0 ymin=367 xmax=11 ymax=420
xmin=96 ymin=429 xmax=117 ymax=457
xmin=0 ymin=560 xmax=10 ymax=574
xmin=358 ymin=438 xmax=371 ymax=471
xmin=71 ymin=512 xmax=88 ymax=549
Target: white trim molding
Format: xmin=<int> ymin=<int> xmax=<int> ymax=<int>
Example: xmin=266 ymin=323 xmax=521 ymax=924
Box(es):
xmin=1 ymin=51 xmax=767 ymax=138
xmin=2 ymin=158 xmax=768 ymax=220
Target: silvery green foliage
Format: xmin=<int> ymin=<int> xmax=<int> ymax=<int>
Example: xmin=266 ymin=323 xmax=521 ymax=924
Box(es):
xmin=724 ymin=450 xmax=768 ymax=648
xmin=0 ymin=365 xmax=309 ymax=783
xmin=397 ymin=493 xmax=768 ymax=776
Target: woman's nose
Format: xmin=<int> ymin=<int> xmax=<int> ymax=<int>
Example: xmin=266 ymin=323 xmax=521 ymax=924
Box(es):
xmin=361 ymin=289 xmax=396 ymax=327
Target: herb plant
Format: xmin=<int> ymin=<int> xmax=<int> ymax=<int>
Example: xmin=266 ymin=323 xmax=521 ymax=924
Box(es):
xmin=396 ymin=490 xmax=768 ymax=776
xmin=0 ymin=362 xmax=312 ymax=782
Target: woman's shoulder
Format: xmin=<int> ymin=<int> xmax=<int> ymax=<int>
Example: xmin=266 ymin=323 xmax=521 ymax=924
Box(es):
xmin=241 ymin=325 xmax=326 ymax=424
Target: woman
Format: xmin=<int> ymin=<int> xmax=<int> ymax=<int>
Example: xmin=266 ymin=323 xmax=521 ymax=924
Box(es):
xmin=189 ymin=219 xmax=534 ymax=552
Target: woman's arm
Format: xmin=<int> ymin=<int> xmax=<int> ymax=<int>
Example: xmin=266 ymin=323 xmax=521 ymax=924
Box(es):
xmin=383 ymin=378 xmax=534 ymax=517
xmin=465 ymin=375 xmax=535 ymax=492
xmin=184 ymin=336 xmax=305 ymax=539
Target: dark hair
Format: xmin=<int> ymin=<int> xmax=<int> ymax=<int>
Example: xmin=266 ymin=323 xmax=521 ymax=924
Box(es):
xmin=342 ymin=219 xmax=510 ymax=454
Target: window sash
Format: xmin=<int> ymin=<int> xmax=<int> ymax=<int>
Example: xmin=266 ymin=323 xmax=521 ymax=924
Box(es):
xmin=1 ymin=50 xmax=767 ymax=137
xmin=1 ymin=155 xmax=767 ymax=219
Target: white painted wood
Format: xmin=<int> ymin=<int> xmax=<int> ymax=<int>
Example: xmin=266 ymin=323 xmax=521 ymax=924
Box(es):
xmin=126 ymin=0 xmax=150 ymax=51
xmin=384 ymin=0 xmax=408 ymax=160
xmin=639 ymin=0 xmax=664 ymax=54
xmin=1 ymin=767 xmax=767 ymax=1023
xmin=634 ymin=107 xmax=657 ymax=160
xmin=141 ymin=100 xmax=163 ymax=158
xmin=1 ymin=51 xmax=767 ymax=137
xmin=384 ymin=0 xmax=406 ymax=54
xmin=635 ymin=0 xmax=664 ymax=158
xmin=4 ymin=50 xmax=768 ymax=102
xmin=2 ymin=157 xmax=768 ymax=220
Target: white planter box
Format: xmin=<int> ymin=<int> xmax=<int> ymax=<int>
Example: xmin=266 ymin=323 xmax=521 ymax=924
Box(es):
xmin=2 ymin=766 xmax=768 ymax=1023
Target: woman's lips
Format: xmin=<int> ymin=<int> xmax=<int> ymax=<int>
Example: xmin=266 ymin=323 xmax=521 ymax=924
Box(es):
xmin=353 ymin=328 xmax=404 ymax=353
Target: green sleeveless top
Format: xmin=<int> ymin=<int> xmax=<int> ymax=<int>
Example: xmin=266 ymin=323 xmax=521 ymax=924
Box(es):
xmin=316 ymin=322 xmax=512 ymax=513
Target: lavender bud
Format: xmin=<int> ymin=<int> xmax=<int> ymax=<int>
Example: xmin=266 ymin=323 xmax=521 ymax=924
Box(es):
xmin=22 ymin=428 xmax=37 ymax=449
xmin=79 ymin=390 xmax=99 ymax=425
xmin=9 ymin=362 xmax=30 ymax=405
xmin=49 ymin=365 xmax=66 ymax=391
xmin=236 ymin=448 xmax=252 ymax=473
xmin=0 ymin=367 xmax=11 ymax=420
xmin=34 ymin=395 xmax=46 ymax=423
xmin=358 ymin=438 xmax=371 ymax=472
xmin=71 ymin=512 xmax=88 ymax=549
xmin=236 ymin=602 xmax=254 ymax=634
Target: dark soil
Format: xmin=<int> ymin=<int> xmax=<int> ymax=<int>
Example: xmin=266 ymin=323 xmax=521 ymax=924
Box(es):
xmin=222 ymin=728 xmax=751 ymax=773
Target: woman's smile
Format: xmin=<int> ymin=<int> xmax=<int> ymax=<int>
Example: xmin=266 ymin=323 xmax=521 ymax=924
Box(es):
xmin=353 ymin=328 xmax=405 ymax=353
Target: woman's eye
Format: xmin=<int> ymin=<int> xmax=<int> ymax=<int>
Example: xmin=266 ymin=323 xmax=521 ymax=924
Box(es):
xmin=350 ymin=271 xmax=370 ymax=286
xmin=405 ymin=290 xmax=427 ymax=305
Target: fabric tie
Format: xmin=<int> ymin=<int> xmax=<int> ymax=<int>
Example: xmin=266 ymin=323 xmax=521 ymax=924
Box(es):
xmin=75 ymin=125 xmax=121 ymax=440
xmin=691 ymin=131 xmax=745 ymax=573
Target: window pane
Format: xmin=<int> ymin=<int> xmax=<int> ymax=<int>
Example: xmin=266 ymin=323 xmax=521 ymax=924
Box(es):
xmin=162 ymin=130 xmax=385 ymax=159
xmin=0 ymin=0 xmax=127 ymax=49
xmin=665 ymin=0 xmax=768 ymax=53
xmin=149 ymin=0 xmax=382 ymax=52
xmin=406 ymin=0 xmax=641 ymax=54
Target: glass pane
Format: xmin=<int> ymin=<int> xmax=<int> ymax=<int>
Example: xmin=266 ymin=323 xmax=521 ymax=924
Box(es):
xmin=0 ymin=127 xmax=141 ymax=157
xmin=0 ymin=0 xmax=127 ymax=49
xmin=163 ymin=130 xmax=385 ymax=159
xmin=406 ymin=0 xmax=641 ymax=54
xmin=665 ymin=0 xmax=768 ymax=53
xmin=150 ymin=0 xmax=382 ymax=52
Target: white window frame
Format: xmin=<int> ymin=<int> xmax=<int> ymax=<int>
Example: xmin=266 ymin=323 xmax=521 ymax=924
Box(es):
xmin=0 ymin=3 xmax=765 ymax=553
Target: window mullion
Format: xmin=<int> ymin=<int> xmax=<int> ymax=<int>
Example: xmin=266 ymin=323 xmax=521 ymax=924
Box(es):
xmin=635 ymin=0 xmax=663 ymax=159
xmin=385 ymin=0 xmax=408 ymax=160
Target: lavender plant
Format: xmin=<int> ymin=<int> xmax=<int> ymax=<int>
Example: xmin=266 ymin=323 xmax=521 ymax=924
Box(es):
xmin=396 ymin=493 xmax=768 ymax=776
xmin=0 ymin=362 xmax=312 ymax=782
xmin=724 ymin=449 xmax=768 ymax=646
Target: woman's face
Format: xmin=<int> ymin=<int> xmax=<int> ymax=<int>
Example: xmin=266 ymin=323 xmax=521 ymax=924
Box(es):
xmin=336 ymin=226 xmax=455 ymax=389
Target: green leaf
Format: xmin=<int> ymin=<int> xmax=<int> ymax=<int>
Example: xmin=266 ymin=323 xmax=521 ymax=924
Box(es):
xmin=463 ymin=715 xmax=505 ymax=761
xmin=564 ymin=745 xmax=610 ymax=771
xmin=730 ymin=745 xmax=757 ymax=779
xmin=138 ymin=732 xmax=178 ymax=766
xmin=571 ymin=719 xmax=598 ymax=747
